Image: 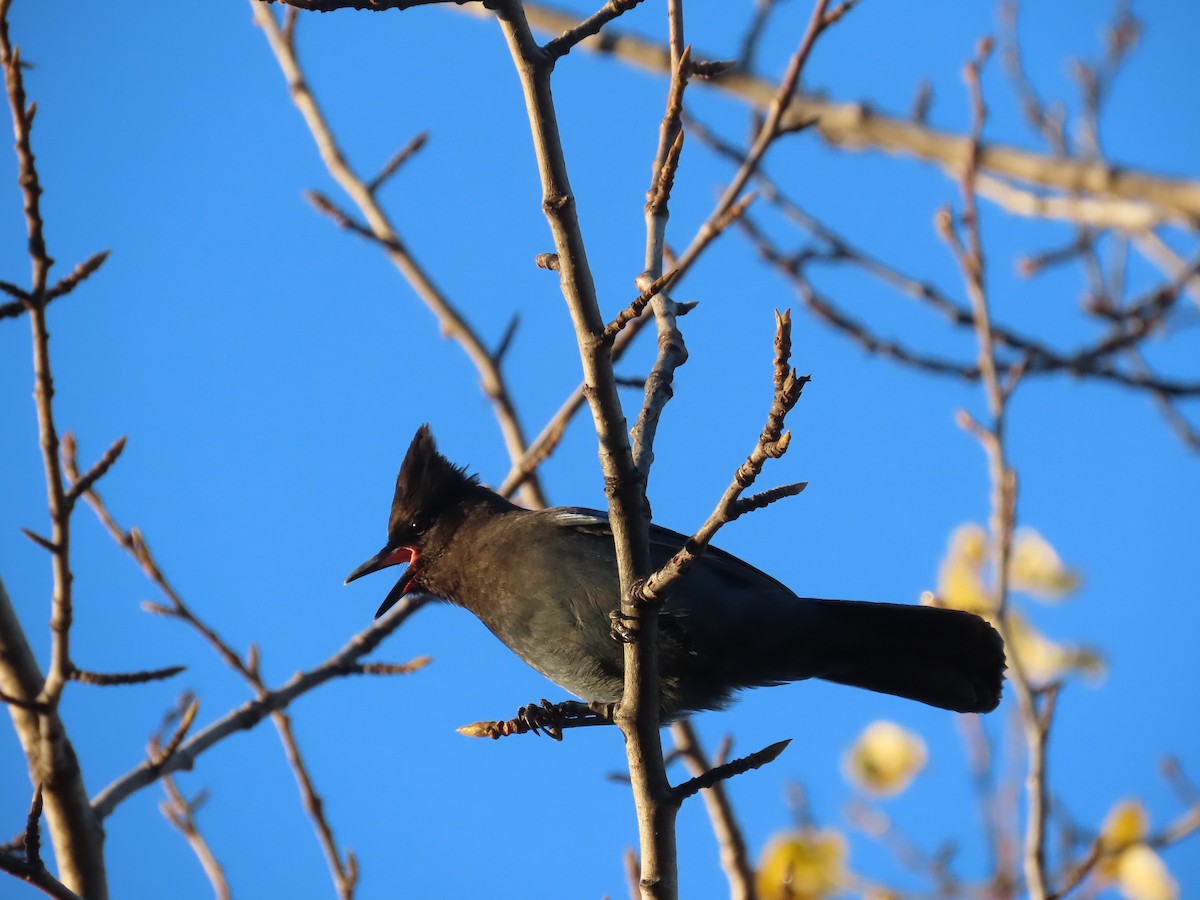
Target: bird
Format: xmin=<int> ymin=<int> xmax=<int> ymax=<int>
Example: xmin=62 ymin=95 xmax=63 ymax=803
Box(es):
xmin=346 ymin=425 xmax=1005 ymax=718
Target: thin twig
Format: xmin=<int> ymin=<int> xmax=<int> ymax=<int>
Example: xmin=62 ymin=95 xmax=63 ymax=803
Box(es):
xmin=159 ymin=775 xmax=231 ymax=900
xmin=68 ymin=666 xmax=185 ymax=687
xmin=671 ymin=737 xmax=791 ymax=804
xmin=490 ymin=1 xmax=1200 ymax=221
xmin=945 ymin=38 xmax=1049 ymax=900
xmin=91 ymin=593 xmax=429 ymax=820
xmin=641 ymin=310 xmax=808 ymax=603
xmin=0 ymin=8 xmax=108 ymax=895
xmin=543 ymin=0 xmax=647 ymax=60
xmin=669 ymin=721 xmax=756 ymax=900
xmin=68 ymin=448 xmax=383 ymax=899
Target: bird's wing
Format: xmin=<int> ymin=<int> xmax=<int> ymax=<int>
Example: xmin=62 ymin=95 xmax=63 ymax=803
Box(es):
xmin=547 ymin=507 xmax=793 ymax=595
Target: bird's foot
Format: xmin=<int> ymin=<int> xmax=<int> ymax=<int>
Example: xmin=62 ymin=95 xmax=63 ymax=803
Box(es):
xmin=457 ymin=699 xmax=614 ymax=741
xmin=609 ymin=609 xmax=640 ymax=643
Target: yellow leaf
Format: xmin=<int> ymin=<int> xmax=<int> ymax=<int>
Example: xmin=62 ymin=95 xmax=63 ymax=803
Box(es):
xmin=842 ymin=721 xmax=928 ymax=797
xmin=1006 ymin=612 xmax=1105 ymax=685
xmin=1102 ymin=800 xmax=1149 ymax=850
xmin=1116 ymin=844 xmax=1178 ymax=900
xmin=757 ymin=829 xmax=849 ymax=900
xmin=925 ymin=524 xmax=994 ymax=613
xmin=950 ymin=523 xmax=988 ymax=567
xmin=1009 ymin=528 xmax=1080 ymax=600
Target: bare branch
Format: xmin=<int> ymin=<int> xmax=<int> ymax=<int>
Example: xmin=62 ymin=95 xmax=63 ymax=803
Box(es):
xmin=252 ymin=1 xmax=548 ymax=509
xmin=669 ymin=721 xmax=756 ymax=900
xmin=68 ymin=666 xmax=186 ymax=687
xmin=671 ymin=737 xmax=790 ymax=804
xmin=159 ymin=776 xmax=231 ymax=900
xmin=44 ymin=250 xmax=110 ymax=302
xmin=19 ymin=528 xmax=57 ymax=554
xmin=366 ymin=131 xmax=427 ymax=194
xmin=641 ymin=310 xmax=808 ymax=604
xmin=91 ymin=594 xmax=430 ymax=819
xmin=0 ymin=9 xmax=108 ymax=894
xmin=0 ymin=785 xmax=85 ymax=900
xmin=543 ymin=0 xmax=647 ymax=61
xmin=457 ymin=699 xmax=614 ymax=741
xmin=497 ymin=1 xmax=1200 ymax=221
xmin=63 ymin=433 xmax=127 ymax=507
xmin=148 ymin=697 xmax=199 ymax=770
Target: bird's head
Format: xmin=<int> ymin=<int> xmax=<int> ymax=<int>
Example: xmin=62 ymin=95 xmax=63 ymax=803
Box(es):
xmin=345 ymin=424 xmax=479 ymax=617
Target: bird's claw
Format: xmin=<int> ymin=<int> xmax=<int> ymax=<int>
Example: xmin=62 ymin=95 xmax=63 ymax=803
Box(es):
xmin=517 ymin=699 xmax=565 ymax=741
xmin=609 ymin=609 xmax=640 ymax=643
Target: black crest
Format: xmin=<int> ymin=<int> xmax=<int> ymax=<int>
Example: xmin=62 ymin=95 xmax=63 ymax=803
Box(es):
xmin=387 ymin=425 xmax=478 ymax=539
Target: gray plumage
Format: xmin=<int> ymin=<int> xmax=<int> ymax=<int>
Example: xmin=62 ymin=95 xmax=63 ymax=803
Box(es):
xmin=347 ymin=426 xmax=1005 ymax=717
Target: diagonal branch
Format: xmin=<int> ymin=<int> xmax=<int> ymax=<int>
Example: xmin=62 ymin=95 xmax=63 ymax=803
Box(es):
xmin=252 ymin=1 xmax=547 ymax=510
xmin=492 ymin=1 xmax=1200 ymax=222
xmin=91 ymin=593 xmax=428 ymax=821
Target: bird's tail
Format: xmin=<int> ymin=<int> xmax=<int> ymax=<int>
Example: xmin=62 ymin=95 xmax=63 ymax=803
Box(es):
xmin=798 ymin=600 xmax=1006 ymax=713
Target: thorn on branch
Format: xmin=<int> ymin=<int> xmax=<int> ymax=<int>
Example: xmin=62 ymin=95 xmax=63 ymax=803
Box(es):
xmin=24 ymin=783 xmax=44 ymax=871
xmin=150 ymin=697 xmax=199 ymax=770
xmin=343 ymin=656 xmax=432 ymax=676
xmin=245 ymin=643 xmax=260 ymax=679
xmin=672 ymin=738 xmax=791 ymax=804
xmin=493 ymin=314 xmax=520 ymax=365
xmin=45 ymin=249 xmax=110 ymax=301
xmin=305 ymin=190 xmax=367 ymax=237
xmin=65 ymin=433 xmax=127 ymax=505
xmin=733 ymin=481 xmax=808 ymax=517
xmin=69 ymin=665 xmax=186 ymax=687
xmin=911 ymin=80 xmax=933 ymax=124
xmin=603 ymin=269 xmax=678 ymax=344
xmin=367 ymin=131 xmax=428 ymax=194
xmin=19 ymin=527 xmax=58 ymax=554
xmin=648 ymin=127 xmax=685 ymax=216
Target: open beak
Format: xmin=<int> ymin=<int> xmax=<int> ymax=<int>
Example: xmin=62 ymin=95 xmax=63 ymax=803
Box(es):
xmin=345 ymin=544 xmax=414 ymax=585
xmin=345 ymin=544 xmax=418 ymax=619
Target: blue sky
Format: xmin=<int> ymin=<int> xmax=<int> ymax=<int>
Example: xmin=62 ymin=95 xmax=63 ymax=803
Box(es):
xmin=1 ymin=1 xmax=1197 ymax=897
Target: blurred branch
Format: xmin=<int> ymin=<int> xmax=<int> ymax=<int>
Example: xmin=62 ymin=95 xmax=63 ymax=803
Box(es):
xmin=691 ymin=118 xmax=1200 ymax=405
xmin=0 ymin=785 xmax=85 ymax=900
xmin=65 ymin=442 xmax=397 ymax=899
xmin=490 ymin=1 xmax=1200 ymax=221
xmin=91 ymin=593 xmax=429 ymax=820
xmin=158 ymin=775 xmax=231 ymax=900
xmin=669 ymin=721 xmax=756 ymax=900
xmin=0 ymin=5 xmax=108 ymax=894
xmin=943 ymin=38 xmax=1053 ymax=900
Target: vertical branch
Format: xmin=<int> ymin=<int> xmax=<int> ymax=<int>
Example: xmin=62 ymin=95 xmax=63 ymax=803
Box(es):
xmin=0 ymin=0 xmax=68 ymax=709
xmin=0 ymin=6 xmax=108 ymax=896
xmin=489 ymin=3 xmax=675 ymax=896
xmin=943 ymin=38 xmax=1048 ymax=900
xmin=629 ymin=5 xmax=688 ymax=477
